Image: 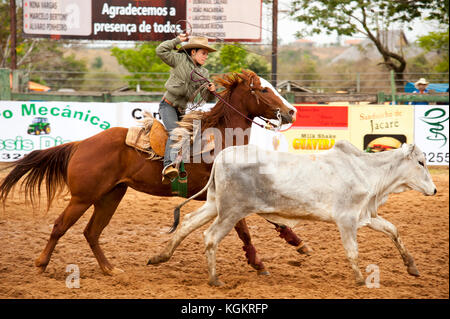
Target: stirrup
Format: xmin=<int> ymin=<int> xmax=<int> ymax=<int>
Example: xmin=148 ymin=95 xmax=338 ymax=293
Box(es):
xmin=162 ymin=164 xmax=179 ymax=184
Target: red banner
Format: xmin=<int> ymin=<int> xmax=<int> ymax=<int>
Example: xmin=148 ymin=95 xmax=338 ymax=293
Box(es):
xmin=293 ymin=105 xmax=348 ymax=128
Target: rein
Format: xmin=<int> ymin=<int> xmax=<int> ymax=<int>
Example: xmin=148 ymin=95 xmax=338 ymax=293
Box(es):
xmin=189 ymin=69 xmax=280 ymax=130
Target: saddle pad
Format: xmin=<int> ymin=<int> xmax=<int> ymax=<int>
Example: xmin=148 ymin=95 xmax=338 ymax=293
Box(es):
xmin=125 ymin=127 xmax=152 ymax=153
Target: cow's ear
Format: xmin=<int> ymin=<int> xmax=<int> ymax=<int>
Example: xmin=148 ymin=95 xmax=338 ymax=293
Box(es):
xmin=401 ymin=143 xmax=415 ymax=158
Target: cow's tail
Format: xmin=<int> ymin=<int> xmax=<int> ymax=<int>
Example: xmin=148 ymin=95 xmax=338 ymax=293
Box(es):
xmin=168 ymin=159 xmax=218 ymax=234
xmin=0 ymin=143 xmax=76 ymax=211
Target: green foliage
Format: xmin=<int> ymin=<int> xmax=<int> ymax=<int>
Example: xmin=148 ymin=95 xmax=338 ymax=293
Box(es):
xmin=290 ymin=0 xmax=448 ymax=36
xmin=204 ymin=43 xmax=270 ymax=76
xmin=289 ymin=0 xmax=449 ymax=75
xmin=218 ymin=43 xmax=248 ymax=73
xmin=111 ymin=43 xmax=170 ymax=91
xmin=92 ymin=56 xmax=103 ymax=69
xmin=416 ymin=31 xmax=449 ymax=72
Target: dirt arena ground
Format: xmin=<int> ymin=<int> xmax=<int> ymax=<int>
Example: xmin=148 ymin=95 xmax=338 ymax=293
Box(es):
xmin=0 ymin=167 xmax=448 ymax=299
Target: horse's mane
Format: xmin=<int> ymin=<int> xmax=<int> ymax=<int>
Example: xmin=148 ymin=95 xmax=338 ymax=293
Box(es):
xmin=170 ymin=70 xmax=258 ymax=153
xmin=176 ymin=70 xmax=257 ymax=132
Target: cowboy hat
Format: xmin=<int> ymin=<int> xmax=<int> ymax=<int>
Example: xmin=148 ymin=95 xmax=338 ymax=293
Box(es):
xmin=178 ymin=36 xmax=217 ymax=53
xmin=414 ymin=78 xmax=429 ymax=88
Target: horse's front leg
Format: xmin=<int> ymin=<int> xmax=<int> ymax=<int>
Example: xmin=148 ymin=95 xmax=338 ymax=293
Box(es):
xmin=234 ymin=219 xmax=270 ymax=275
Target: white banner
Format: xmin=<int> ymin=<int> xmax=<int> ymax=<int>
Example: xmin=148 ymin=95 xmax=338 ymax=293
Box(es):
xmin=414 ymin=105 xmax=449 ymax=165
xmin=186 ymin=0 xmax=262 ymax=41
xmin=0 ymin=101 xmax=218 ymax=162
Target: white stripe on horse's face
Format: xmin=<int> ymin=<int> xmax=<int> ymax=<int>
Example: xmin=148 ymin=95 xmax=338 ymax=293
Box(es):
xmin=258 ymin=77 xmax=297 ymax=114
xmin=258 ymin=77 xmax=297 ymax=128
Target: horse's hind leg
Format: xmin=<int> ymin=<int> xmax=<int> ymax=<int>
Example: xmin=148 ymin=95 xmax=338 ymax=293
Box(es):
xmin=273 ymin=224 xmax=312 ymax=256
xmin=234 ymin=219 xmax=269 ymax=275
xmin=83 ymin=184 xmax=127 ymax=275
xmin=35 ymin=197 xmax=91 ymax=273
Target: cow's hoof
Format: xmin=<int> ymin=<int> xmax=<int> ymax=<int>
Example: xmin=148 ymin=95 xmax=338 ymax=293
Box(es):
xmin=297 ymin=243 xmax=312 ymax=256
xmin=104 ymin=267 xmax=124 ymax=276
xmin=257 ymin=269 xmax=270 ymax=276
xmin=356 ymin=278 xmax=365 ymax=286
xmin=407 ymin=264 xmax=420 ymax=277
xmin=208 ymin=279 xmax=224 ymax=287
xmin=147 ymin=255 xmax=168 ymax=265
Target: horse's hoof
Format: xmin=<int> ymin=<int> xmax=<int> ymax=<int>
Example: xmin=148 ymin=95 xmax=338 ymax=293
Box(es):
xmin=36 ymin=266 xmax=46 ymax=274
xmin=297 ymin=243 xmax=312 ymax=256
xmin=257 ymin=269 xmax=270 ymax=276
xmin=407 ymin=264 xmax=420 ymax=277
xmin=208 ymin=279 xmax=224 ymax=287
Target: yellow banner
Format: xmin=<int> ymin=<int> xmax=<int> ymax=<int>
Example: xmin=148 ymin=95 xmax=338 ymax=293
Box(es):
xmin=349 ymin=105 xmax=414 ymax=152
xmin=282 ymin=129 xmax=350 ymax=154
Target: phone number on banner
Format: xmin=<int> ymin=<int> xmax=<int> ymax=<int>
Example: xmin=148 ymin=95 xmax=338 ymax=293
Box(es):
xmin=423 ymin=152 xmax=449 ymax=164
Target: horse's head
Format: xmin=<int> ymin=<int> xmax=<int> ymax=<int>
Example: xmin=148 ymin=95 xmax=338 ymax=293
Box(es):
xmin=236 ymin=70 xmax=296 ymax=125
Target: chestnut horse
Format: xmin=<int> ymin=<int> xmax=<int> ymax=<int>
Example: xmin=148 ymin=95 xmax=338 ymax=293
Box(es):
xmin=0 ymin=70 xmax=307 ymax=276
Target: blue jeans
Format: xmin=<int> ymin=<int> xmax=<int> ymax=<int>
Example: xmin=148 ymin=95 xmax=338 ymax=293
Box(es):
xmin=159 ymin=100 xmax=182 ymax=167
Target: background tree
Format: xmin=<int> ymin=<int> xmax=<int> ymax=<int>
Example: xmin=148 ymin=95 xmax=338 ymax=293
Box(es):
xmin=204 ymin=43 xmax=270 ymax=77
xmin=111 ymin=43 xmax=170 ymax=91
xmin=289 ymin=0 xmax=449 ymax=84
xmin=416 ymin=31 xmax=449 ymax=73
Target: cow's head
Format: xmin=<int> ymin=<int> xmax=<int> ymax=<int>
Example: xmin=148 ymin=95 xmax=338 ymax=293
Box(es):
xmin=400 ymin=144 xmax=437 ymax=196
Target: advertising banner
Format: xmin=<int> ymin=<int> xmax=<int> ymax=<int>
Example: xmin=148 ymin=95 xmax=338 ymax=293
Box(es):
xmin=0 ymin=100 xmax=119 ymax=161
xmin=349 ymin=105 xmax=414 ymax=153
xmin=282 ymin=104 xmax=350 ymax=154
xmin=0 ymin=101 xmax=218 ymax=162
xmin=186 ymin=0 xmax=262 ymax=42
xmin=414 ymin=105 xmax=449 ymax=165
xmin=22 ymin=0 xmax=262 ymax=42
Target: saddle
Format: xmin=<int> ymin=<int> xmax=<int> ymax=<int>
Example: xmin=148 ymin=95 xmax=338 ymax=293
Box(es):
xmin=125 ymin=112 xmax=215 ymax=160
xmin=125 ymin=114 xmax=168 ymax=160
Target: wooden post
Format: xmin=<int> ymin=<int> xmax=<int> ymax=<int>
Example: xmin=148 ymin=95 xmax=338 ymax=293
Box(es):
xmin=10 ymin=0 xmax=17 ymax=70
xmin=390 ymin=70 xmax=396 ymax=105
xmin=356 ymin=72 xmax=360 ymax=93
xmin=0 ymin=68 xmax=12 ymax=100
xmin=271 ymin=0 xmax=278 ymax=88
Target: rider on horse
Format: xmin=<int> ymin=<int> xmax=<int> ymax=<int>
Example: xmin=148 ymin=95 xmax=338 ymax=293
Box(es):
xmin=156 ymin=34 xmax=217 ymax=184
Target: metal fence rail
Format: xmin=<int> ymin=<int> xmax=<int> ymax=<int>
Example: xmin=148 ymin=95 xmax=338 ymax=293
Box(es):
xmin=1 ymin=68 xmax=448 ymax=104
xmin=11 ymin=69 xmax=450 ymax=94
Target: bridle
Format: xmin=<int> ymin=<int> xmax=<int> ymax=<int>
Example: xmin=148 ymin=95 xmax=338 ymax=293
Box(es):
xmin=189 ymin=69 xmax=282 ymax=131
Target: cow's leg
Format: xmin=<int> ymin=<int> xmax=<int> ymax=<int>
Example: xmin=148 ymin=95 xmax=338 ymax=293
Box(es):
xmin=273 ymin=224 xmax=312 ymax=256
xmin=234 ymin=219 xmax=269 ymax=275
xmin=204 ymin=212 xmax=243 ymax=287
xmin=83 ymin=184 xmax=127 ymax=275
xmin=147 ymin=201 xmax=217 ymax=265
xmin=337 ymin=221 xmax=364 ymax=285
xmin=368 ymin=216 xmax=419 ymax=276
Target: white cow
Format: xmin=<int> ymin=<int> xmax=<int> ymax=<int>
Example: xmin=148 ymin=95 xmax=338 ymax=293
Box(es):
xmin=148 ymin=141 xmax=437 ymax=286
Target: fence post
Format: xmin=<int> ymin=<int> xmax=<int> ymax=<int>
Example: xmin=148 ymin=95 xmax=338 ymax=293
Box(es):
xmin=356 ymin=72 xmax=360 ymax=93
xmin=390 ymin=70 xmax=396 ymax=105
xmin=377 ymin=92 xmax=385 ymax=104
xmin=0 ymin=68 xmax=12 ymax=100
xmin=12 ymin=69 xmax=21 ymax=92
xmin=102 ymin=92 xmax=112 ymax=102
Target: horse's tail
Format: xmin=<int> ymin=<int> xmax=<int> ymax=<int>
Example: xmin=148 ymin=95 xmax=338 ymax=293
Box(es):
xmin=169 ymin=158 xmax=218 ymax=234
xmin=0 ymin=142 xmax=77 ymax=211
